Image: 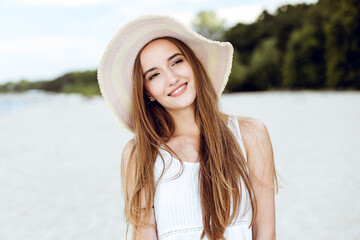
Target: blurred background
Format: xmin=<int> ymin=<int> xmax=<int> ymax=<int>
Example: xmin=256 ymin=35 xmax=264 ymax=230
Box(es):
xmin=0 ymin=0 xmax=359 ymax=239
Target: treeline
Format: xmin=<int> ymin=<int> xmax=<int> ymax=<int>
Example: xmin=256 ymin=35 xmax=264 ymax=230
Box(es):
xmin=225 ymin=0 xmax=360 ymax=91
xmin=0 ymin=0 xmax=359 ymax=95
xmin=0 ymin=71 xmax=100 ymax=96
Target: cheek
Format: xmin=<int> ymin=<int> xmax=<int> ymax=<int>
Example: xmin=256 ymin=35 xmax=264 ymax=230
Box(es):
xmin=145 ymin=81 xmax=164 ymax=98
xmin=183 ymin=64 xmax=195 ymax=80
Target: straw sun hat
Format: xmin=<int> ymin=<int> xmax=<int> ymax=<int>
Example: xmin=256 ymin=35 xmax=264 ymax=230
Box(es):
xmin=97 ymin=15 xmax=234 ymax=132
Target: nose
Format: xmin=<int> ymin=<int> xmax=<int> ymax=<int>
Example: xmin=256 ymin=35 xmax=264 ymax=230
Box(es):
xmin=165 ymin=69 xmax=179 ymax=86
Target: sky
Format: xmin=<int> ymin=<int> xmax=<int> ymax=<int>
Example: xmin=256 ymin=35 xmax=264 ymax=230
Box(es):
xmin=0 ymin=0 xmax=317 ymax=84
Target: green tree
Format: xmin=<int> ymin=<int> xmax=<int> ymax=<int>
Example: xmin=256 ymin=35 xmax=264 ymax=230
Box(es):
xmin=191 ymin=11 xmax=226 ymax=41
xmin=248 ymin=37 xmax=282 ymax=90
xmin=225 ymin=23 xmax=261 ymax=65
xmin=282 ymin=24 xmax=325 ymax=89
xmin=226 ymin=49 xmax=248 ymax=92
xmin=225 ymin=4 xmax=311 ymax=66
xmin=42 ymin=71 xmax=100 ymax=96
xmin=32 ymin=70 xmax=99 ymax=95
xmin=0 ymin=70 xmax=100 ymax=95
xmin=322 ymin=0 xmax=360 ymax=89
xmin=271 ymin=4 xmax=311 ymax=53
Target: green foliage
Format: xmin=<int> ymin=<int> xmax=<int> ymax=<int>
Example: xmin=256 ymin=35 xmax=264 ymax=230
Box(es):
xmin=322 ymin=0 xmax=360 ymax=89
xmin=0 ymin=80 xmax=34 ymax=93
xmin=226 ymin=38 xmax=281 ymax=91
xmin=0 ymin=70 xmax=100 ymax=96
xmin=225 ymin=0 xmax=359 ymax=91
xmin=225 ymin=4 xmax=311 ymax=65
xmin=0 ymin=82 xmax=16 ymax=93
xmin=248 ymin=38 xmax=282 ymax=90
xmin=224 ymin=23 xmax=260 ymax=64
xmin=283 ymin=24 xmax=325 ymax=89
xmin=226 ymin=49 xmax=248 ymax=91
xmin=191 ymin=11 xmax=226 ymax=40
xmin=271 ymin=4 xmax=311 ymax=52
xmin=40 ymin=71 xmax=100 ymax=96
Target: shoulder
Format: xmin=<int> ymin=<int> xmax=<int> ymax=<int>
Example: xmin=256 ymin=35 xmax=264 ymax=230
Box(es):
xmin=236 ymin=116 xmax=269 ymax=139
xmin=122 ymin=139 xmax=136 ymax=160
xmin=121 ymin=139 xmax=137 ymax=194
xmin=235 ymin=116 xmax=273 ymax=165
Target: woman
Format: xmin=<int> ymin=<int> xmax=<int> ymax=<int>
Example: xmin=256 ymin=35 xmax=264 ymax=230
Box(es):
xmin=98 ymin=15 xmax=278 ymax=240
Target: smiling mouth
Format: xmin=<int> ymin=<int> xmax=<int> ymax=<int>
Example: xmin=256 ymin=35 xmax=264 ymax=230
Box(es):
xmin=168 ymin=82 xmax=188 ymax=96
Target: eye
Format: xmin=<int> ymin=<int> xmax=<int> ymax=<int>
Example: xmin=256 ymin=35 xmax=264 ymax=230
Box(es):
xmin=171 ymin=58 xmax=183 ymax=67
xmin=149 ymin=72 xmax=159 ymax=81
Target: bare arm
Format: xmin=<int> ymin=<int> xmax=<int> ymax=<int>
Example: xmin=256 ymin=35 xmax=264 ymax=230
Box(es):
xmin=134 ymin=208 xmax=157 ymax=240
xmin=121 ymin=140 xmax=158 ymax=240
xmin=238 ymin=118 xmax=276 ymax=240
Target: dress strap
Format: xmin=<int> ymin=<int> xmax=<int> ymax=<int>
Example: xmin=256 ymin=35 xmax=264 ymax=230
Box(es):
xmin=227 ymin=116 xmax=248 ymax=162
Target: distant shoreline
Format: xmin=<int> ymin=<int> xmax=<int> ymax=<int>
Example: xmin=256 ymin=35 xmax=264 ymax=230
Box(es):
xmin=1 ymin=90 xmax=358 ymax=117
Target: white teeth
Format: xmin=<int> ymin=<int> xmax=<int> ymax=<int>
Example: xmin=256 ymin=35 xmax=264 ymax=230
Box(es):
xmin=170 ymin=83 xmax=186 ymax=96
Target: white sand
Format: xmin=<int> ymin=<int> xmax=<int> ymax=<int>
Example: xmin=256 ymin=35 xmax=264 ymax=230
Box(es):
xmin=0 ymin=91 xmax=359 ymax=240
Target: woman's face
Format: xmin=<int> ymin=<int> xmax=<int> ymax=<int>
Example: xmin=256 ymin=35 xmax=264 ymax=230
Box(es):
xmin=140 ymin=39 xmax=196 ymax=113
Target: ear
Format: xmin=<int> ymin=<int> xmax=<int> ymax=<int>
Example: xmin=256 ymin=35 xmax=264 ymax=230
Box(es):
xmin=144 ymin=88 xmax=155 ymax=102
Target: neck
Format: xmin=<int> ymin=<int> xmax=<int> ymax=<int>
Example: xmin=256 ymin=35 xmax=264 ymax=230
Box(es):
xmin=167 ymin=104 xmax=200 ymax=137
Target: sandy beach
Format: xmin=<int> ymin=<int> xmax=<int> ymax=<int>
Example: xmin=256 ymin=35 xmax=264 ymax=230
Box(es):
xmin=1 ymin=91 xmax=359 ymax=240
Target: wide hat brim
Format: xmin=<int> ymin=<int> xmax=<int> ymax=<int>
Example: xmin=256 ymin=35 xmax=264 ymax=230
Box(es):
xmin=97 ymin=15 xmax=233 ymax=133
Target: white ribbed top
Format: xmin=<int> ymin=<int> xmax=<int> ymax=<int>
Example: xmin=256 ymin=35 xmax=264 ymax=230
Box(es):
xmin=153 ymin=116 xmax=252 ymax=240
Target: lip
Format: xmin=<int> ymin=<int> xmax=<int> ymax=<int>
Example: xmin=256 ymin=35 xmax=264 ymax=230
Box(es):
xmin=168 ymin=82 xmax=188 ymax=97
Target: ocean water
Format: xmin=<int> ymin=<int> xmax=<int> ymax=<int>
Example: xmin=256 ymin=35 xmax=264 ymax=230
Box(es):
xmin=0 ymin=91 xmax=359 ymax=240
xmin=0 ymin=91 xmax=73 ymax=116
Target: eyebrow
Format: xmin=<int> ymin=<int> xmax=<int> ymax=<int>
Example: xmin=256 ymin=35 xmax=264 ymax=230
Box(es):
xmin=143 ymin=53 xmax=183 ymax=78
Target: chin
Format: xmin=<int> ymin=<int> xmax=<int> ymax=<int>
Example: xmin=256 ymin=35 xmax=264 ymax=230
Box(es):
xmin=173 ymin=99 xmax=196 ymax=110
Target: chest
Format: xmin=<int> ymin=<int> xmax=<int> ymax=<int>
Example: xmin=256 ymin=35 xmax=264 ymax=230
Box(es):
xmin=153 ymin=148 xmax=252 ymax=240
xmin=166 ymin=136 xmax=199 ymax=163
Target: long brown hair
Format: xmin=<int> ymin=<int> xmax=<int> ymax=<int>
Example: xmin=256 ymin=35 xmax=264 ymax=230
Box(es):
xmin=123 ymin=37 xmax=266 ymax=239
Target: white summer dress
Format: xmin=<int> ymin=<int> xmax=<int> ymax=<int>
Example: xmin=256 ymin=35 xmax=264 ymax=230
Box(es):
xmin=153 ymin=116 xmax=252 ymax=240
